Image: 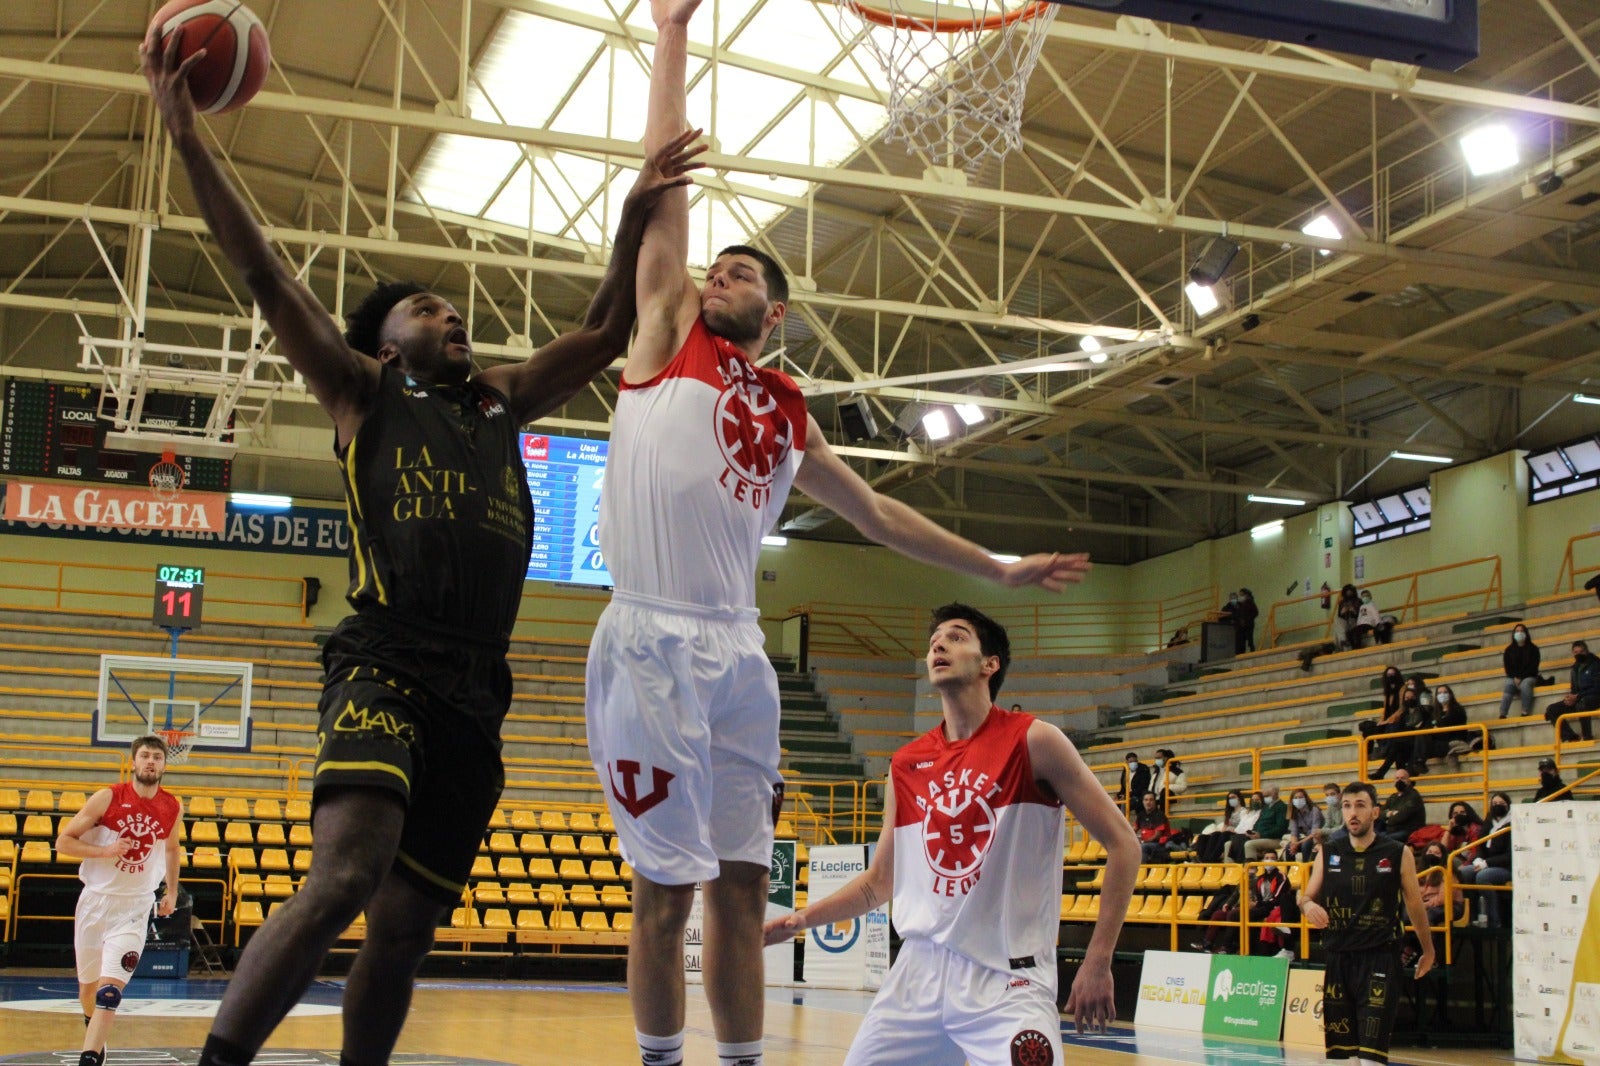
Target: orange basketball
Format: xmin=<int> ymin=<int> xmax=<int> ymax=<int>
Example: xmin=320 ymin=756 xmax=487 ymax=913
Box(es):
xmin=151 ymin=0 xmax=271 ymax=115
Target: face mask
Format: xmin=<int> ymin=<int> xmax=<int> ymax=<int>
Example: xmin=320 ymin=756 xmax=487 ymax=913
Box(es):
xmin=1491 ymin=804 xmax=1508 ymax=818
xmin=1419 ymin=694 xmax=1433 ymax=707
xmin=1155 ymin=758 xmax=1166 ymax=768
xmin=1453 ymin=813 xmax=1468 ymax=825
xmin=1438 ymin=692 xmax=1451 ymax=703
xmin=1229 ymin=597 xmax=1238 ymax=604
xmin=1127 ymin=760 xmax=1138 ymax=769
xmin=1514 ymin=632 xmax=1527 ymax=644
xmin=1395 ymin=780 xmax=1410 ymax=792
xmin=1228 ymin=797 xmax=1240 ymax=808
xmin=1362 ymin=596 xmax=1372 ymax=604
xmin=1326 ymin=793 xmax=1339 ymax=803
xmin=1292 ymin=797 xmax=1306 ymax=810
xmin=1251 ymin=798 xmax=1263 ymax=809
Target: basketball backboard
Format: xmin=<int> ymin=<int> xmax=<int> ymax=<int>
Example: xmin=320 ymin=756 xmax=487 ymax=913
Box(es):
xmin=94 ymin=654 xmax=254 ymax=755
xmin=1049 ymin=0 xmax=1478 ymax=70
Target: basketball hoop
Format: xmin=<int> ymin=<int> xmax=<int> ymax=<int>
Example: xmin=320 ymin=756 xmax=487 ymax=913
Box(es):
xmin=836 ymin=0 xmax=1058 ymax=169
xmin=148 ymin=449 xmax=186 ymax=500
xmin=157 ymin=727 xmax=194 ymax=765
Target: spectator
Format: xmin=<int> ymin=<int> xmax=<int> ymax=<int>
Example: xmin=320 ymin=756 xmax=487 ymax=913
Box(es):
xmin=1189 ymin=880 xmax=1241 ymax=952
xmin=1193 ymin=791 xmax=1245 ymax=864
xmin=1284 ymin=787 xmax=1324 ymax=861
xmin=1167 ymin=626 xmax=1191 ymax=648
xmin=1117 ymin=752 xmax=1152 ymax=810
xmin=1152 ymin=749 xmax=1189 ymax=805
xmin=1456 ymin=792 xmax=1512 ymax=928
xmin=1359 ymin=667 xmax=1407 ymax=756
xmin=1332 ymin=584 xmax=1362 ymax=650
xmin=1533 ymin=756 xmax=1567 ymax=802
xmin=1229 ymin=791 xmax=1265 ymax=863
xmin=1587 ymin=573 xmax=1600 ymax=604
xmin=1243 ymin=783 xmax=1289 ymax=861
xmin=1441 ymin=801 xmax=1485 ymax=855
xmin=1498 ymin=624 xmax=1541 ymax=719
xmin=1546 ymin=639 xmax=1599 ymax=741
xmin=1378 ymin=769 xmax=1425 ymax=843
xmin=1373 ymin=675 xmax=1430 ymax=779
xmin=1009 ymin=703 xmax=1022 ymax=714
xmin=1189 ymin=865 xmax=1299 ymax=957
xmin=1235 ymin=588 xmax=1259 ymax=654
xmin=1403 ymin=843 xmax=1466 ymax=968
xmin=1350 ymin=589 xmax=1395 ymax=646
xmin=1313 ymin=782 xmax=1349 ymax=854
xmin=1132 ymin=792 xmax=1176 ymax=863
xmin=1430 ymin=684 xmax=1471 ymax=764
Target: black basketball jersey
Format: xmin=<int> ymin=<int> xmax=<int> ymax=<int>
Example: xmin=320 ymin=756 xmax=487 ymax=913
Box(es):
xmin=1320 ymin=833 xmax=1406 ymax=953
xmin=338 ymin=366 xmax=533 ymax=642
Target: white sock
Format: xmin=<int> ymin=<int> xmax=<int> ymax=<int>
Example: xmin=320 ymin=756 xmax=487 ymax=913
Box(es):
xmin=717 ymin=1039 xmax=762 ymax=1066
xmin=637 ymin=1030 xmax=684 ymax=1066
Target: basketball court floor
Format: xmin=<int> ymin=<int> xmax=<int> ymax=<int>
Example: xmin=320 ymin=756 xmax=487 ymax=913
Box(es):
xmin=0 ymin=974 xmax=1518 ymax=1066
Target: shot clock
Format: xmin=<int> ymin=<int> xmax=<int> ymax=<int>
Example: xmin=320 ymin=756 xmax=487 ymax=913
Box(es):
xmin=152 ymin=563 xmax=205 ymax=629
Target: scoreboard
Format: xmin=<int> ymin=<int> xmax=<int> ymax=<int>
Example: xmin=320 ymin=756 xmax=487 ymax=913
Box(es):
xmin=1 ymin=380 xmax=232 ymax=491
xmin=520 ymin=433 xmax=613 ymax=588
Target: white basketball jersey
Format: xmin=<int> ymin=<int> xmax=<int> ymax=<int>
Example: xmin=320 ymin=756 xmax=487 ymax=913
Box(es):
xmin=601 ymin=318 xmax=808 ymax=608
xmin=889 ymin=708 xmax=1065 ymax=976
xmin=79 ymin=782 xmax=181 ymax=898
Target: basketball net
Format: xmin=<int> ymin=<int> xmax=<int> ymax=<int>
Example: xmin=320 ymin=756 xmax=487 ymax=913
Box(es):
xmin=157 ymin=728 xmax=193 ymax=765
xmin=836 ymin=1 xmax=1058 ymax=169
xmin=148 ymin=449 xmax=186 ymax=500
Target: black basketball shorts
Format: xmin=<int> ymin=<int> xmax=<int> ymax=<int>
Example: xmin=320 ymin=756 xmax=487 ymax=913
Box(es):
xmin=1323 ymin=948 xmax=1402 ymax=1064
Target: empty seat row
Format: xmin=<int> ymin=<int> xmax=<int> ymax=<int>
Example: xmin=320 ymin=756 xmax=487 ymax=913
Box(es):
xmin=472 ymin=881 xmax=630 ymax=908
xmin=189 ymin=821 xmax=313 ymax=847
xmin=453 ymin=907 xmax=631 ymax=934
xmin=485 ymin=832 xmax=618 ymax=858
xmin=489 ymin=809 xmax=613 ymax=834
xmin=469 ymin=856 xmax=628 ymax=882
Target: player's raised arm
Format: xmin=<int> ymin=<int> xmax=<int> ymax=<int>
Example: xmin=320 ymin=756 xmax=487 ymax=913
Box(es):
xmin=764 ymin=777 xmax=896 ymax=946
xmin=141 ymin=24 xmax=376 ymax=445
xmin=1028 ymin=721 xmax=1138 ymax=1033
xmin=628 ymin=0 xmax=706 ymax=383
xmin=793 ymin=417 xmax=1093 ymax=592
xmin=480 ymin=129 xmax=706 ymax=424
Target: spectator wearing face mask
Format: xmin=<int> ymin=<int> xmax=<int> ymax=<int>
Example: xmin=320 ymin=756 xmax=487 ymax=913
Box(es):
xmin=1229 ymin=792 xmax=1265 ymax=862
xmin=1152 ymin=749 xmax=1188 ymax=805
xmin=1546 ymin=640 xmax=1599 ymax=741
xmin=1378 ymin=770 xmax=1425 ymax=843
xmin=1456 ymin=792 xmax=1512 ymax=928
xmin=1244 ymin=784 xmax=1289 ymax=861
xmin=1430 ymin=684 xmax=1470 ymax=763
xmin=1117 ymin=752 xmax=1151 ymax=811
xmin=1373 ymin=675 xmax=1430 ymax=779
xmin=1499 ymin=624 xmax=1542 ymax=719
xmin=1283 ymin=788 xmax=1324 ymax=861
xmin=1441 ymin=801 xmax=1484 ymax=854
xmin=1332 ymin=584 xmax=1362 ymax=651
xmin=1534 ymin=756 xmax=1567 ymax=802
xmin=1350 ymin=589 xmax=1394 ymax=647
xmin=1403 ymin=842 xmax=1465 ymax=968
xmin=1194 ymin=791 xmax=1245 ymax=864
xmin=1360 ymin=667 xmax=1407 ymax=757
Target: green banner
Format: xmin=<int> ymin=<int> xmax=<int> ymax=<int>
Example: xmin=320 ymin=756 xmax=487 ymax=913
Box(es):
xmin=1202 ymin=954 xmax=1290 ymax=1041
xmin=769 ymin=840 xmax=796 ymax=910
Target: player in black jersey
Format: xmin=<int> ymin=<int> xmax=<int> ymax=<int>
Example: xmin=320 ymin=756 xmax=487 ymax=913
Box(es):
xmin=1298 ymin=781 xmax=1434 ymax=1066
xmin=145 ymin=26 xmax=704 ymax=1066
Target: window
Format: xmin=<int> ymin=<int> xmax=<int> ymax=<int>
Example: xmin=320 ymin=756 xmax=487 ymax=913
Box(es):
xmin=1350 ymin=484 xmax=1431 ymax=546
xmin=1528 ymin=434 xmax=1600 ymax=504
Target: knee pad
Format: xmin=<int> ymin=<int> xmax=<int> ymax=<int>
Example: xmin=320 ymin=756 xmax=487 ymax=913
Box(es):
xmin=94 ymin=984 xmax=122 ymax=1012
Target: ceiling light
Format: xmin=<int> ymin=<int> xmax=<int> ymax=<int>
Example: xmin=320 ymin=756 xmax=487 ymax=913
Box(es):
xmin=1301 ymin=214 xmax=1340 ymax=256
xmin=954 ymin=403 xmax=986 ymax=426
xmin=230 ymin=493 xmax=293 ymax=510
xmin=922 ymin=409 xmax=952 ymax=440
xmin=1185 ymin=281 xmax=1220 ymax=317
xmin=1390 ymin=450 xmax=1453 ymax=464
xmin=1188 ymin=236 xmax=1238 ymax=285
xmin=1459 ymin=124 xmax=1519 ymax=176
xmin=1250 ymin=519 xmax=1284 ymax=539
xmin=1247 ymin=494 xmax=1304 ymax=506
xmin=760 ymin=535 xmax=788 ymax=547
xmin=1079 ymin=336 xmax=1108 ymax=364
xmin=1574 ymin=394 xmax=1600 ymax=406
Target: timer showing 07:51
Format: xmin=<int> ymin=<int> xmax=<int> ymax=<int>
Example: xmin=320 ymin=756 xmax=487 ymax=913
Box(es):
xmin=157 ymin=565 xmax=204 ymax=586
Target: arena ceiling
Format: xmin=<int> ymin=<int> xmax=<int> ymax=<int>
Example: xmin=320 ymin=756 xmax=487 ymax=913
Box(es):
xmin=1 ymin=1 xmax=1599 ymax=564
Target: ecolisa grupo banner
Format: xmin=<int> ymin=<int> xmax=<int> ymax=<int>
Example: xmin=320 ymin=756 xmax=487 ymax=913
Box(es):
xmin=1134 ymin=950 xmax=1290 ymax=1041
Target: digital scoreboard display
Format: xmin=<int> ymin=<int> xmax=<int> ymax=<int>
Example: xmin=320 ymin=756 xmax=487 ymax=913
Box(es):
xmin=520 ymin=433 xmax=613 ymax=588
xmin=152 ymin=563 xmax=204 ymax=629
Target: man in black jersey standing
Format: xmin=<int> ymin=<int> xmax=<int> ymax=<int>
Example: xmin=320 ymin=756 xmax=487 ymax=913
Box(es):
xmin=144 ymin=27 xmax=703 ymax=1066
xmin=1298 ymin=782 xmax=1434 ymax=1066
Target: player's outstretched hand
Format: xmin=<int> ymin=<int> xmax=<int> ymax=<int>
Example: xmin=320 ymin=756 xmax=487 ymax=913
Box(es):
xmin=762 ymin=912 xmax=803 ymax=947
xmin=629 ymin=127 xmax=707 ymax=208
xmin=997 ymin=552 xmax=1092 ymax=592
xmin=1064 ymin=960 xmax=1115 ymax=1034
xmin=140 ymin=21 xmax=204 ymax=140
xmin=652 ymin=0 xmax=703 ymax=27
xmin=1301 ymin=900 xmax=1329 ymax=929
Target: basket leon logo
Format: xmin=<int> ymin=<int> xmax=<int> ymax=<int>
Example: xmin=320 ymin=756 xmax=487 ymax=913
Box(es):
xmin=112 ymin=812 xmax=163 ymax=873
xmin=1009 ymin=1029 xmax=1054 ymax=1066
xmin=920 ymin=782 xmax=997 ymax=898
xmin=712 ymin=348 xmax=792 ymax=511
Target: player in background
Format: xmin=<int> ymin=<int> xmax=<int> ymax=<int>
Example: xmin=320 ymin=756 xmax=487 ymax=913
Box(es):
xmin=1298 ymin=782 xmax=1435 ymax=1066
xmin=57 ymin=736 xmax=184 ymax=1066
xmin=593 ymin=5 xmax=1093 ymax=1065
xmin=143 ymin=22 xmax=704 ymax=1066
xmin=763 ymin=605 xmax=1135 ymax=1065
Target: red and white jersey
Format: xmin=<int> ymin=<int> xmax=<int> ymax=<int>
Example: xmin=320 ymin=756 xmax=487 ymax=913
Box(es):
xmin=78 ymin=782 xmax=181 ymax=898
xmin=889 ymin=707 xmax=1065 ymax=975
xmin=601 ymin=318 xmax=808 ymax=608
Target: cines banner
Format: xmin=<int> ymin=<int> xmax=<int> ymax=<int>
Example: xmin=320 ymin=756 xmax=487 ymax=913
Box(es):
xmin=1136 ymin=950 xmax=1291 ymax=1041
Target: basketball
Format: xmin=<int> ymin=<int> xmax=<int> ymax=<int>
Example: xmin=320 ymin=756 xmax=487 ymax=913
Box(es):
xmin=151 ymin=0 xmax=270 ymax=115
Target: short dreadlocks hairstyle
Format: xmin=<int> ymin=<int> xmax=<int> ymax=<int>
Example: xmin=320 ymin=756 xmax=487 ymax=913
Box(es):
xmin=344 ymin=280 xmax=426 ymax=358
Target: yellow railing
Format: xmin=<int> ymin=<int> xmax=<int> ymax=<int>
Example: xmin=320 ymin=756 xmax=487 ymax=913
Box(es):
xmin=0 ymin=556 xmax=309 ymax=624
xmin=1554 ymin=529 xmax=1600 ymax=595
xmin=1263 ymin=556 xmax=1502 ymax=647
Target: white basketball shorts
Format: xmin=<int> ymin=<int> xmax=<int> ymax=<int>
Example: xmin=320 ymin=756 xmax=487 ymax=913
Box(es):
xmin=585 ymin=590 xmax=783 ymax=885
xmin=74 ymin=888 xmax=153 ymax=984
xmin=845 ymin=938 xmax=1062 ymax=1066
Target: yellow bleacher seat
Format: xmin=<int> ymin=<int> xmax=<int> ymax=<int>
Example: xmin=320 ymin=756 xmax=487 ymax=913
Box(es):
xmin=568 ymin=812 xmax=598 ymax=833
xmin=190 ymin=821 xmax=220 ymax=845
xmin=289 ymin=824 xmax=313 ymax=847
xmin=488 ymin=808 xmax=509 ymax=830
xmin=589 ymin=860 xmax=619 ymax=883
xmin=1060 ymin=895 xmax=1077 ymax=919
xmin=0 ymin=813 xmax=16 ymax=836
xmin=516 ymin=909 xmax=546 ymax=931
xmin=489 ymin=832 xmax=518 ymax=854
xmin=551 ymin=910 xmax=578 ymax=931
xmin=22 ymin=814 xmax=53 ymax=838
xmin=1289 ymin=865 xmax=1306 ymax=889
xmin=253 ymin=798 xmax=282 ymax=821
xmin=263 ymin=874 xmax=294 ymax=899
xmin=1085 ymin=897 xmax=1101 ymax=919
xmin=268 ymin=900 xmax=291 ymax=916
xmin=450 ymin=908 xmax=479 ymax=929
xmin=620 ymin=861 xmax=633 ymax=881
xmin=580 ymin=911 xmax=610 ymax=932
xmin=190 ymin=846 xmax=222 ymax=869
xmin=558 ymin=859 xmax=587 ymax=881
xmin=1178 ymin=896 xmax=1203 ymax=920
xmin=613 ymin=911 xmax=632 ymax=933
xmin=1179 ymin=865 xmax=1206 ymax=888
xmin=609 ymin=837 xmax=622 ymax=856
xmin=255 ymin=823 xmax=286 ymax=847
xmin=0 ymin=897 xmax=8 ymax=922
xmin=570 ymin=884 xmax=601 ymax=909
xmin=506 ymin=883 xmax=536 ymax=905
xmin=1144 ymin=866 xmax=1171 ymax=889
xmin=221 ymin=797 xmax=250 ymax=820
xmin=223 ymin=822 xmax=254 ymax=845
xmin=228 ymin=847 xmax=257 ymax=871
xmin=235 ymin=901 xmax=264 ymax=925
xmin=285 ymin=799 xmax=311 ymax=822
xmin=519 ymin=833 xmax=548 ymax=855
xmin=21 ymin=840 xmax=52 ymax=863
xmin=187 ymin=796 xmax=218 ymax=818
xmin=293 ymin=850 xmax=312 ymax=872
xmin=538 ymin=811 xmax=567 ymax=832
xmin=601 ymin=884 xmax=629 ymax=907
xmin=1125 ymin=895 xmax=1145 ymax=919
xmin=24 ymin=790 xmax=53 ymax=810
xmin=795 ymin=841 xmax=809 ymax=864
xmin=260 ymin=849 xmax=291 ymax=872
xmin=579 ymin=835 xmax=608 ymax=858
xmin=1084 ymin=841 xmax=1107 ymax=862
xmin=549 ymin=834 xmax=579 ymax=857
xmin=475 ymin=882 xmax=505 ymax=904
xmin=775 ymin=818 xmax=796 ymax=839
xmin=58 ymin=791 xmax=88 ymax=812
xmin=510 ymin=810 xmax=539 ymax=831
xmin=1199 ymin=865 xmax=1234 ymax=892
xmin=1139 ymin=895 xmax=1169 ymax=918
xmin=1084 ymin=868 xmax=1106 ymax=890
xmin=528 ymin=858 xmax=557 ymax=880
xmin=1069 ymin=895 xmax=1094 ymax=917
xmin=235 ymin=874 xmax=264 ymax=899
xmin=484 ymin=908 xmax=513 ymax=930
xmin=0 ymin=787 xmax=22 ymax=808
xmin=0 ymin=840 xmax=14 ymax=862
xmin=598 ymin=811 xmax=615 ymax=833
xmin=496 ymin=856 xmax=527 ymax=880
xmin=538 ymin=884 xmax=566 ymax=906
xmin=470 ymin=856 xmax=495 ymax=879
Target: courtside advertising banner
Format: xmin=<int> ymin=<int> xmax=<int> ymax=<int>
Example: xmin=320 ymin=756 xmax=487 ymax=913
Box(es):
xmin=1201 ymin=954 xmax=1291 ymax=1041
xmin=1133 ymin=950 xmax=1211 ymax=1031
xmin=1514 ymin=802 xmax=1600 ymax=1064
xmin=1283 ymin=966 xmax=1326 ymax=1046
xmin=685 ymin=840 xmax=800 ymax=987
xmin=804 ymin=844 xmax=887 ymax=990
xmin=684 ymin=887 xmax=706 ymax=986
